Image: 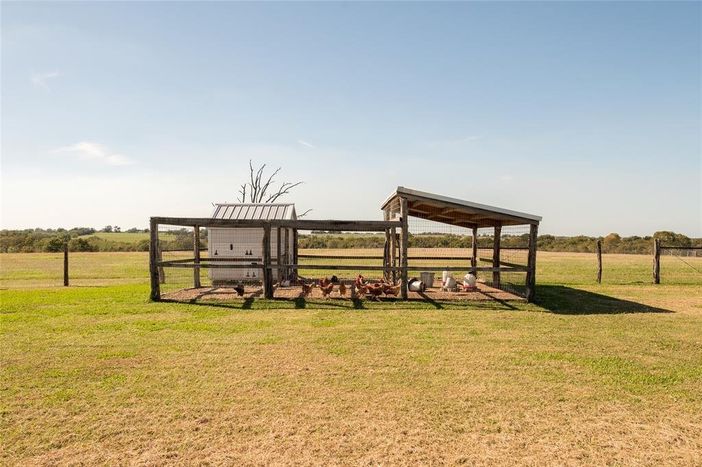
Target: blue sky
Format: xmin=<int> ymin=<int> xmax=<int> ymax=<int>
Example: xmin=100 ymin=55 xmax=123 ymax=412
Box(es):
xmin=2 ymin=1 xmax=700 ymax=235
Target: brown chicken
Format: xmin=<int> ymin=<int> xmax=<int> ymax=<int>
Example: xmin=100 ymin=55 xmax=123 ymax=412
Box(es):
xmin=319 ymin=277 xmax=334 ymax=298
xmin=383 ymin=284 xmax=400 ymax=297
xmin=338 ymin=283 xmax=347 ymax=297
xmin=300 ymin=282 xmax=313 ymax=297
xmin=365 ymin=283 xmax=384 ymax=300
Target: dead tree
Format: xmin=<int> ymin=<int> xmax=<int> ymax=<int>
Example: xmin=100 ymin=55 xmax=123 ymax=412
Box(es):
xmin=238 ymin=161 xmax=311 ymax=216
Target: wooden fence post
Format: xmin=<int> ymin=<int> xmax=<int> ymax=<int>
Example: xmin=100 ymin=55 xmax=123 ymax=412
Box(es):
xmin=149 ymin=219 xmax=161 ymax=301
xmin=653 ymin=238 xmax=661 ymax=284
xmin=399 ymin=198 xmax=409 ymax=299
xmin=492 ymin=224 xmax=502 ymax=288
xmin=525 ymin=223 xmax=538 ymax=302
xmin=596 ymin=239 xmax=602 ymax=284
xmin=262 ymin=224 xmax=273 ymax=298
xmin=63 ymin=242 xmax=69 ymax=287
xmin=193 ymin=225 xmax=201 ymax=288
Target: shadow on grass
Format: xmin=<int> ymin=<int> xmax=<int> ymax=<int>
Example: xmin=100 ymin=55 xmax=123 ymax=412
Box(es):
xmin=534 ymin=285 xmax=672 ymax=315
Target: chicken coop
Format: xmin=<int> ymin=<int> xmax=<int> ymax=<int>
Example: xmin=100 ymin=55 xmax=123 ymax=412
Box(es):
xmin=149 ymin=186 xmax=540 ymax=303
xmin=208 ymin=203 xmax=296 ymax=284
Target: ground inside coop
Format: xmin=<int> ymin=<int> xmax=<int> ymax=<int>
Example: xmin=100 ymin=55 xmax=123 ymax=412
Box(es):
xmin=161 ymin=282 xmax=524 ymax=303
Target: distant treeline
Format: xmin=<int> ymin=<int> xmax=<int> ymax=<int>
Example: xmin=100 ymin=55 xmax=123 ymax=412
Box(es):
xmin=2 ymin=228 xmax=699 ymax=254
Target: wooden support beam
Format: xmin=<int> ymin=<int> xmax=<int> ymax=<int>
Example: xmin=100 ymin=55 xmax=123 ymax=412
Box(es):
xmin=193 ymin=225 xmax=201 ymax=288
xmin=262 ymin=225 xmax=273 ymax=298
xmin=471 ymin=227 xmax=478 ymax=270
xmin=525 ymin=223 xmax=538 ymax=302
xmin=292 ymin=229 xmax=299 ymax=282
xmin=492 ymin=224 xmax=502 ymax=289
xmin=400 ymin=197 xmax=409 ymax=299
xmin=149 ymin=217 xmax=401 ymax=232
xmin=284 ymin=228 xmax=290 ymax=282
xmin=276 ymin=227 xmax=282 ymax=284
xmin=391 ymin=226 xmax=398 ymax=283
xmin=149 ymin=218 xmax=161 ymax=301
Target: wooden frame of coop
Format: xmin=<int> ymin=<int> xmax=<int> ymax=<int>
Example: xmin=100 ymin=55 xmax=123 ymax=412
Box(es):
xmin=149 ymin=187 xmax=541 ymax=302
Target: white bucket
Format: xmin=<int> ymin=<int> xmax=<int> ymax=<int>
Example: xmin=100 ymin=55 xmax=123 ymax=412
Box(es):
xmin=420 ymin=272 xmax=435 ymax=288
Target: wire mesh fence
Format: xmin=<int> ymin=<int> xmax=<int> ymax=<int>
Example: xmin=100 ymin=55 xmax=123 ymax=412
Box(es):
xmin=659 ymin=247 xmax=702 ymax=285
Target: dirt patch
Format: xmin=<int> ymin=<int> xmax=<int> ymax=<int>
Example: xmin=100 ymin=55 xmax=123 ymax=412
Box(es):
xmin=162 ymin=283 xmax=523 ymax=303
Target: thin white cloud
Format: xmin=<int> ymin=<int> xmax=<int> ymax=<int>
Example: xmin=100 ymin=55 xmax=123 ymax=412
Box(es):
xmin=297 ymin=139 xmax=316 ymax=149
xmin=51 ymin=142 xmax=134 ymax=166
xmin=31 ymin=71 xmax=61 ymax=90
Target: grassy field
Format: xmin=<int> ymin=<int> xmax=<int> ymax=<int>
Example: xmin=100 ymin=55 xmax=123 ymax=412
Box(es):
xmin=1 ymin=251 xmax=701 ymax=464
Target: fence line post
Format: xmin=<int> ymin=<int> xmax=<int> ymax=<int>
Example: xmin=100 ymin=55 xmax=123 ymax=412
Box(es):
xmin=63 ymin=242 xmax=69 ymax=287
xmin=653 ymin=238 xmax=661 ymax=284
xmin=596 ymin=239 xmax=602 ymax=284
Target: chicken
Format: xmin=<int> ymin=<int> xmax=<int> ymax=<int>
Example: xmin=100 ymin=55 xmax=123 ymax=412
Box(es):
xmin=383 ymin=284 xmax=401 ymax=297
xmin=234 ymin=284 xmax=245 ymax=297
xmin=355 ymin=275 xmax=366 ymax=289
xmin=300 ymin=282 xmax=313 ymax=297
xmin=365 ymin=282 xmax=384 ymax=300
xmin=319 ymin=277 xmax=334 ymax=298
xmin=338 ymin=282 xmax=347 ymax=297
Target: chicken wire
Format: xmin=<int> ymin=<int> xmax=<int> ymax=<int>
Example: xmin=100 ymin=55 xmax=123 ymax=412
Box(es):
xmin=407 ymin=215 xmax=530 ymax=297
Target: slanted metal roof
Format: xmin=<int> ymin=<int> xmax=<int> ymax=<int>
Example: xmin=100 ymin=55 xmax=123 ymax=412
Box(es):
xmin=211 ymin=203 xmax=297 ymax=221
xmin=381 ymin=186 xmax=541 ymax=227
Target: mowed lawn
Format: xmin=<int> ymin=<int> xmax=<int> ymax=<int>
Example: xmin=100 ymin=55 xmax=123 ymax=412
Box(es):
xmin=1 ymin=252 xmax=701 ymax=465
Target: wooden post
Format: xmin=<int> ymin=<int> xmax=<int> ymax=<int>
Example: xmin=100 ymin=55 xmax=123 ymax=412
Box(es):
xmin=292 ymin=228 xmax=299 ymax=282
xmin=525 ymin=223 xmax=538 ymax=302
xmin=390 ymin=227 xmax=397 ymax=284
xmin=596 ymin=239 xmax=602 ymax=284
xmin=471 ymin=227 xmax=478 ymax=271
xmin=149 ymin=219 xmax=161 ymax=301
xmin=284 ymin=228 xmax=290 ymax=281
xmin=193 ymin=225 xmax=201 ymax=288
xmin=400 ymin=197 xmax=409 ymax=299
xmin=157 ymin=243 xmax=165 ymax=284
xmin=276 ymin=226 xmax=282 ymax=284
xmin=492 ymin=224 xmax=501 ymax=288
xmin=653 ymin=238 xmax=661 ymax=284
xmin=63 ymin=242 xmax=69 ymax=287
xmin=262 ymin=224 xmax=273 ymax=298
xmin=383 ymin=209 xmax=391 ymax=282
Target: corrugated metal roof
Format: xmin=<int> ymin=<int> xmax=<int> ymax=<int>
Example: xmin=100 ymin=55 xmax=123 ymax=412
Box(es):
xmin=211 ymin=203 xmax=297 ymax=220
xmin=381 ymin=186 xmax=541 ymax=225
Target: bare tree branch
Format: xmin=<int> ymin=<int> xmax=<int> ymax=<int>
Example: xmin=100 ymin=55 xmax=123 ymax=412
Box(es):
xmin=297 ymin=209 xmax=312 ymax=218
xmin=237 ymin=161 xmax=307 ymax=210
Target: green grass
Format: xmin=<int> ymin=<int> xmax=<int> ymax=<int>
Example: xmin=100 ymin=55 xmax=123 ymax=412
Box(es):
xmin=1 ymin=251 xmax=701 ymax=464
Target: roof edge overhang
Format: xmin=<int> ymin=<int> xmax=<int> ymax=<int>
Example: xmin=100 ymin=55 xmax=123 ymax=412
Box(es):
xmin=381 ymin=186 xmax=541 ymax=225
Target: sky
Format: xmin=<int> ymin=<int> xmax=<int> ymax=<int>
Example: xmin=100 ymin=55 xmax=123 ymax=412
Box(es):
xmin=1 ymin=1 xmax=700 ymax=236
